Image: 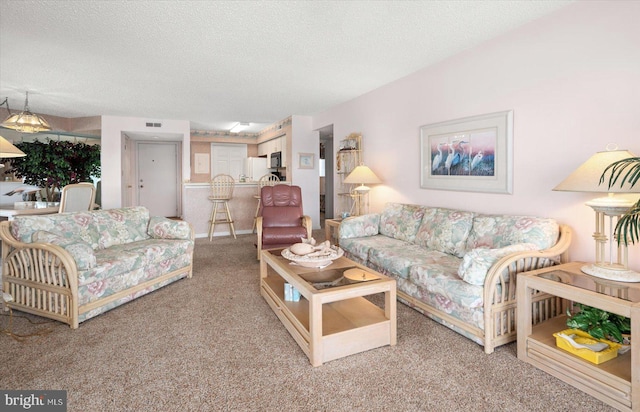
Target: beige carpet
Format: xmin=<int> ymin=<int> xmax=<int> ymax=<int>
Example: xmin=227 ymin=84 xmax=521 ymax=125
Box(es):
xmin=1 ymin=231 xmax=614 ymax=411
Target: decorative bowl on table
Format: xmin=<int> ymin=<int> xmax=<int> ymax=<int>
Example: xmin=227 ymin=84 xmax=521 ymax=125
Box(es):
xmin=281 ymin=246 xmax=344 ymax=268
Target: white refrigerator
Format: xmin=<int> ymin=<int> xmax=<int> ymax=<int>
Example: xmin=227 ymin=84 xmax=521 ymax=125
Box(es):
xmin=245 ymin=157 xmax=271 ymax=181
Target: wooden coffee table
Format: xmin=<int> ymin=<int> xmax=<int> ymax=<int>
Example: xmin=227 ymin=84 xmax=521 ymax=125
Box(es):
xmin=260 ymin=248 xmax=397 ymax=367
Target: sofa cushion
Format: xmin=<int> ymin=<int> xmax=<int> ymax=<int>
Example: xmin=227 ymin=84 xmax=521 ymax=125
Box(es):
xmin=32 ymin=230 xmax=97 ymax=270
xmin=115 ymin=238 xmax=194 ymax=267
xmin=369 ymin=243 xmax=461 ymax=279
xmin=11 ymin=211 xmax=100 ymax=248
xmin=379 ymin=203 xmax=426 ymax=242
xmin=340 ymin=234 xmax=402 ymax=264
xmin=77 ymin=252 xmax=193 ymax=307
xmin=78 ymin=238 xmax=193 ymax=287
xmin=339 ymin=214 xmax=380 ymax=239
xmin=414 ymin=208 xmax=474 ymax=258
xmin=458 ymin=243 xmax=539 ymax=285
xmin=79 ymin=249 xmax=146 ymax=287
xmin=466 ymin=215 xmax=559 ymax=250
xmin=408 ymin=264 xmax=484 ymax=309
xmin=93 ymin=207 xmax=151 ymax=249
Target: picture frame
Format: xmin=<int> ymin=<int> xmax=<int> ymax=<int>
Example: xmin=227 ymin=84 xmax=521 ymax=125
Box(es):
xmin=298 ymin=153 xmax=314 ymax=169
xmin=420 ymin=110 xmax=513 ymax=194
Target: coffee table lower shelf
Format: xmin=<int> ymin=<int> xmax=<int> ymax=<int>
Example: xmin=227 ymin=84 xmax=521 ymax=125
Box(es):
xmin=260 ymin=251 xmax=396 ymax=367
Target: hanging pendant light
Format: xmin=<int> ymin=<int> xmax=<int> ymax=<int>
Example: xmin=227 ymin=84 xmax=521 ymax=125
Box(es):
xmin=1 ymin=91 xmax=52 ymax=133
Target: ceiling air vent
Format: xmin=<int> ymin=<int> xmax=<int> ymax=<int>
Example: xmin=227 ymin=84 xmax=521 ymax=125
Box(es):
xmin=145 ymin=122 xmax=162 ymax=128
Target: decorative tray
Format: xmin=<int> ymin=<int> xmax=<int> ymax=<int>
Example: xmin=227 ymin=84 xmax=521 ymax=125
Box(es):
xmin=553 ymin=329 xmax=621 ymax=364
xmin=281 ymin=246 xmax=344 ymax=268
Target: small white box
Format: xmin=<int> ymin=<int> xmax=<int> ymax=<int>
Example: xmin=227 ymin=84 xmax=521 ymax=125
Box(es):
xmin=284 ymin=283 xmax=293 ymax=301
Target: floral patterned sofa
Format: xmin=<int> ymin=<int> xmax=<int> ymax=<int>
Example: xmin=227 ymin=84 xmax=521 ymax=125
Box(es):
xmin=339 ymin=203 xmax=572 ymax=353
xmin=0 ymin=206 xmax=194 ymax=328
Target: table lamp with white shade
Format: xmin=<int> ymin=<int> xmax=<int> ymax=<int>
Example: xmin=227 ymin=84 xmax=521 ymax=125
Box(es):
xmin=554 ymin=146 xmax=640 ymax=282
xmin=343 ymin=164 xmax=381 ymax=216
xmin=0 ymin=135 xmax=26 ymax=167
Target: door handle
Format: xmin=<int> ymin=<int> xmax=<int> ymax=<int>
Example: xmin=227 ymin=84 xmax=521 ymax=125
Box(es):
xmin=140 ymin=185 xmax=144 ymax=188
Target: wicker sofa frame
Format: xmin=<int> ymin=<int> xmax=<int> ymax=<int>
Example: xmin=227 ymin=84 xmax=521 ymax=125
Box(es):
xmin=340 ymin=207 xmax=572 ymax=354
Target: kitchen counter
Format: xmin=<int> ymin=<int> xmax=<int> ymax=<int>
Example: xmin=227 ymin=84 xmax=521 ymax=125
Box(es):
xmin=182 ymin=181 xmax=289 ymax=238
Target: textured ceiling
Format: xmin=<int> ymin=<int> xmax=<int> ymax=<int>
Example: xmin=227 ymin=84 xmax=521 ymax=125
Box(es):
xmin=0 ymin=0 xmax=571 ymax=133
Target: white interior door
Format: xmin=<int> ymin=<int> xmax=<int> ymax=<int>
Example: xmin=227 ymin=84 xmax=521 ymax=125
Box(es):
xmin=137 ymin=142 xmax=179 ymax=217
xmin=211 ymin=143 xmax=247 ymax=179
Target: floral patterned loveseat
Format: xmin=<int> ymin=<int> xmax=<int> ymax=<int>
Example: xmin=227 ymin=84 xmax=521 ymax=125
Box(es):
xmin=0 ymin=206 xmax=194 ymax=328
xmin=339 ymin=203 xmax=572 ymax=353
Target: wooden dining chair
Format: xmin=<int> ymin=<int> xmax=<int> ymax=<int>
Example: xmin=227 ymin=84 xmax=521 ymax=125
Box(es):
xmin=58 ymin=182 xmax=96 ymax=213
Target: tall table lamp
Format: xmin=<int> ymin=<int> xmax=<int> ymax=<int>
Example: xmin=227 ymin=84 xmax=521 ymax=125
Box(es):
xmin=554 ymin=146 xmax=640 ymax=282
xmin=343 ymin=164 xmax=381 ymax=216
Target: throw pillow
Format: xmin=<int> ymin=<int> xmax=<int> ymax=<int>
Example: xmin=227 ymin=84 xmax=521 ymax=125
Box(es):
xmin=147 ymin=216 xmax=191 ymax=240
xmin=32 ymin=230 xmax=96 ymax=270
xmin=458 ymin=243 xmax=538 ymax=285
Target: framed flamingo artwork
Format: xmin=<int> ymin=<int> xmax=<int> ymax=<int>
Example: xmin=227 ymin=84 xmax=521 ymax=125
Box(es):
xmin=420 ymin=110 xmax=513 ymax=194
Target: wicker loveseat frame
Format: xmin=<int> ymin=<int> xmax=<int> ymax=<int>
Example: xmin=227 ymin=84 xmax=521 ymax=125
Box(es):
xmin=0 ymin=207 xmax=194 ymax=328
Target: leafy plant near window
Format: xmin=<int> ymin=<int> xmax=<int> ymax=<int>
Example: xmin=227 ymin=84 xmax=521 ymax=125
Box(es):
xmin=8 ymin=140 xmax=101 ymax=201
xmin=566 ymin=303 xmax=631 ymax=343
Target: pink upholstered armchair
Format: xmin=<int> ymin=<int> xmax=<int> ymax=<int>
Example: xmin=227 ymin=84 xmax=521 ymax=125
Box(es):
xmin=256 ymin=185 xmax=312 ymax=259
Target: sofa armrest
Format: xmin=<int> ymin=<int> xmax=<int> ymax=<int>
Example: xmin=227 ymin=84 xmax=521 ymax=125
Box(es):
xmin=484 ymin=224 xmax=572 ymax=297
xmin=0 ymin=221 xmax=80 ymax=328
xmin=481 ymin=224 xmax=572 ymax=353
xmin=147 ymin=216 xmax=194 ymax=241
xmin=338 ymin=214 xmax=381 ymax=240
xmin=31 ymin=230 xmax=96 ymax=270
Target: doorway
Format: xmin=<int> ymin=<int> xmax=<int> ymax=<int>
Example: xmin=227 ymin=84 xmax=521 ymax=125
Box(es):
xmin=136 ymin=141 xmax=180 ymax=217
xmin=319 ymin=125 xmax=334 ymax=220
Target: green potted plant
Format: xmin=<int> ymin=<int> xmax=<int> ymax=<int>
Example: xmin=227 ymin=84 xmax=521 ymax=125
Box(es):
xmin=566 ymin=304 xmax=630 ymax=344
xmin=8 ymin=139 xmax=100 ymax=201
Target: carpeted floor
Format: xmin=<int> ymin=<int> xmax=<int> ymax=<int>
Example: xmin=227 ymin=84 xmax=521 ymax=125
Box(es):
xmin=1 ymin=231 xmax=614 ymax=411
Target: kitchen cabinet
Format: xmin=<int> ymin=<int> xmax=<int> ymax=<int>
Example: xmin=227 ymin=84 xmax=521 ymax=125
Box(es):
xmin=258 ymin=136 xmax=287 ymax=167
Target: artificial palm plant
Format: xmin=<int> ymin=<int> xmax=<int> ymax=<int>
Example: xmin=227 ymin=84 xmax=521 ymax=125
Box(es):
xmin=600 ymin=156 xmax=640 ymax=246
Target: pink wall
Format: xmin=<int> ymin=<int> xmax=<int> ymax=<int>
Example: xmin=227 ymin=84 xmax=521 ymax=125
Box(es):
xmin=312 ymin=1 xmax=640 ymax=269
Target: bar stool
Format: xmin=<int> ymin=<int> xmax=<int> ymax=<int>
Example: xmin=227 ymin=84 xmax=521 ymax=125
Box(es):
xmin=208 ymin=174 xmax=236 ymax=240
xmin=252 ymin=173 xmax=281 ymax=233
